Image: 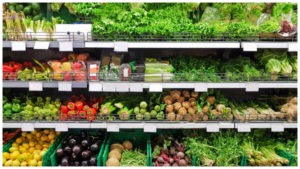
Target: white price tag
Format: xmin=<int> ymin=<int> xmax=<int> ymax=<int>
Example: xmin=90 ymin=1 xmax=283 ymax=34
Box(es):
xmin=144 ymin=125 xmax=157 ymax=133
xmin=58 ymin=81 xmax=72 ymax=91
xmin=116 ymin=83 xmax=129 ymax=92
xmin=123 ymin=68 xmax=129 ymax=77
xmin=59 ymin=42 xmax=73 ymax=51
xmin=22 ymin=123 xmax=34 ymax=131
xmin=271 ymin=124 xmax=284 ymax=132
xmin=206 ymin=124 xmax=219 ymax=132
xmin=288 ymin=42 xmax=298 ymax=52
xmin=103 ymin=83 xmax=116 ymax=92
xmin=11 ymin=41 xmax=26 ymax=51
xmin=194 ymin=84 xmax=208 ymax=92
xmin=89 ymin=82 xmax=102 ymax=92
xmin=243 ymin=43 xmax=257 ymax=52
xmin=130 ymin=83 xmax=143 ymax=92
xmin=107 ymin=124 xmax=119 ymax=132
xmin=245 ymin=83 xmax=259 ymax=92
xmin=29 ymin=81 xmax=43 ymax=91
xmin=114 ymin=42 xmax=128 ymax=52
xmin=55 ymin=124 xmax=68 ymax=132
xmin=237 ymin=124 xmax=251 ymax=132
xmin=34 ymin=41 xmax=50 ymax=49
xmin=149 ymin=84 xmax=163 ymax=92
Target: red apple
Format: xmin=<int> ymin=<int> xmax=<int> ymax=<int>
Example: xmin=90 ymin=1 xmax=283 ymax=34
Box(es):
xmin=63 ymin=72 xmax=73 ymax=81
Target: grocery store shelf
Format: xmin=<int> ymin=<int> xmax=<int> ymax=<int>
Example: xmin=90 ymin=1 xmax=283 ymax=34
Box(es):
xmin=2 ymin=81 xmax=87 ymax=89
xmin=241 ymin=42 xmax=298 ymax=52
xmin=235 ymin=122 xmax=297 ymax=132
xmin=3 ymin=81 xmax=297 ymax=91
xmin=3 ymin=41 xmax=85 ymax=49
xmin=3 ymin=122 xmax=296 ymax=132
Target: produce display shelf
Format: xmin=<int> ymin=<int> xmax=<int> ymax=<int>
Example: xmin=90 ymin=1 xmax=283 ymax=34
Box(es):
xmin=3 ymin=41 xmax=85 ymax=49
xmin=241 ymin=42 xmax=298 ymax=52
xmin=3 ymin=122 xmax=297 ymax=132
xmin=2 ymin=81 xmax=87 ymax=89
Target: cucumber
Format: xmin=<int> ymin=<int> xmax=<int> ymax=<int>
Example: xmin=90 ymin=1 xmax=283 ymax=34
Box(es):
xmin=23 ymin=6 xmax=32 ymax=15
xmin=31 ymin=3 xmax=40 ymax=11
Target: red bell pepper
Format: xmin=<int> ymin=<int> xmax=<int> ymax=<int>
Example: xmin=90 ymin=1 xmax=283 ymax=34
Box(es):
xmin=3 ymin=65 xmax=15 ymax=72
xmin=86 ymin=108 xmax=97 ymax=116
xmin=60 ymin=105 xmax=68 ymax=114
xmin=86 ymin=115 xmax=96 ymax=122
xmin=13 ymin=63 xmax=23 ymax=72
xmin=92 ymin=102 xmax=99 ymax=111
xmin=67 ymin=102 xmax=75 ymax=110
xmin=75 ymin=101 xmax=83 ymax=110
xmin=59 ymin=113 xmax=68 ymax=121
xmin=79 ymin=110 xmax=87 ymax=119
xmin=83 ymin=105 xmax=90 ymax=111
xmin=67 ymin=110 xmax=76 ymax=117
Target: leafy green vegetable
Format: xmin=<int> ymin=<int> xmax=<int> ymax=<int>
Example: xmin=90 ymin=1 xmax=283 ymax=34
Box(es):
xmin=266 ymin=59 xmax=281 ymax=74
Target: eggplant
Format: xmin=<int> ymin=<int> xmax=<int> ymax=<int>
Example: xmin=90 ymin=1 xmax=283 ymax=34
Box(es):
xmin=74 ymin=161 xmax=81 ymax=166
xmin=81 ymin=160 xmax=89 ymax=166
xmin=61 ymin=156 xmax=70 ymax=166
xmin=72 ymin=145 xmax=82 ymax=155
xmin=81 ymin=150 xmax=92 ymax=159
xmin=81 ymin=139 xmax=89 ymax=148
xmin=64 ymin=146 xmax=72 ymax=155
xmin=89 ymin=155 xmax=97 ymax=166
xmin=90 ymin=144 xmax=99 ymax=152
xmin=68 ymin=138 xmax=77 ymax=147
xmin=80 ymin=131 xmax=87 ymax=138
xmin=56 ymin=148 xmax=64 ymax=158
xmin=71 ymin=152 xmax=78 ymax=160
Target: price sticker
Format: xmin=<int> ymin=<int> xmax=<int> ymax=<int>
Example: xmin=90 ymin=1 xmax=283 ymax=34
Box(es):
xmin=149 ymin=84 xmax=163 ymax=92
xmin=245 ymin=83 xmax=259 ymax=92
xmin=89 ymin=82 xmax=102 ymax=92
xmin=34 ymin=41 xmax=50 ymax=49
xmin=206 ymin=124 xmax=219 ymax=132
xmin=288 ymin=42 xmax=298 ymax=52
xmin=242 ymin=43 xmax=257 ymax=52
xmin=55 ymin=124 xmax=68 ymax=132
xmin=58 ymin=81 xmax=72 ymax=91
xmin=194 ymin=84 xmax=208 ymax=92
xmin=114 ymin=42 xmax=128 ymax=52
xmin=59 ymin=42 xmax=73 ymax=51
xmin=22 ymin=123 xmax=34 ymax=131
xmin=12 ymin=41 xmax=26 ymax=51
xmin=116 ymin=83 xmax=129 ymax=92
xmin=103 ymin=83 xmax=116 ymax=92
xmin=29 ymin=81 xmax=43 ymax=91
xmin=144 ymin=125 xmax=157 ymax=133
xmin=237 ymin=124 xmax=251 ymax=132
xmin=107 ymin=124 xmax=119 ymax=132
xmin=130 ymin=83 xmax=143 ymax=92
xmin=271 ymin=124 xmax=284 ymax=132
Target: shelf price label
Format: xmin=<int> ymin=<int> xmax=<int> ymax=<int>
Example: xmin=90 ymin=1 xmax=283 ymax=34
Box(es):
xmin=58 ymin=81 xmax=72 ymax=91
xmin=237 ymin=123 xmax=251 ymax=132
xmin=55 ymin=124 xmax=68 ymax=132
xmin=89 ymin=82 xmax=103 ymax=92
xmin=194 ymin=84 xmax=208 ymax=92
xmin=34 ymin=41 xmax=50 ymax=50
xmin=149 ymin=84 xmax=163 ymax=92
xmin=102 ymin=83 xmax=116 ymax=92
xmin=11 ymin=41 xmax=26 ymax=51
xmin=245 ymin=82 xmax=259 ymax=92
xmin=271 ymin=124 xmax=284 ymax=132
xmin=29 ymin=81 xmax=43 ymax=91
xmin=107 ymin=124 xmax=120 ymax=132
xmin=130 ymin=83 xmax=143 ymax=92
xmin=59 ymin=42 xmax=73 ymax=52
xmin=288 ymin=42 xmax=298 ymax=52
xmin=206 ymin=124 xmax=219 ymax=132
xmin=114 ymin=42 xmax=128 ymax=52
xmin=144 ymin=124 xmax=157 ymax=133
xmin=116 ymin=83 xmax=129 ymax=92
xmin=22 ymin=123 xmax=34 ymax=131
xmin=242 ymin=43 xmax=257 ymax=52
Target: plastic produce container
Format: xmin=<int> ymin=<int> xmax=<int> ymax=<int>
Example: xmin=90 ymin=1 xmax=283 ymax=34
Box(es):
xmin=87 ymin=61 xmax=101 ymax=81
xmin=102 ymin=132 xmax=151 ymax=166
xmin=50 ymin=131 xmax=107 ymax=166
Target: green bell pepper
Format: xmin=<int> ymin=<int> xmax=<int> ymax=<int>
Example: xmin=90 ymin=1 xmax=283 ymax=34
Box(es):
xmin=12 ymin=103 xmax=22 ymax=113
xmin=4 ymin=109 xmax=12 ymax=116
xmin=3 ymin=103 xmax=12 ymax=110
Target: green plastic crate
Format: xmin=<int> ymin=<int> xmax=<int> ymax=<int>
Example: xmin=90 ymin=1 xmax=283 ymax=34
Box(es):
xmin=275 ymin=149 xmax=296 ymax=166
xmin=102 ymin=132 xmax=151 ymax=166
xmin=2 ymin=132 xmax=21 ymax=152
xmin=50 ymin=131 xmax=107 ymax=166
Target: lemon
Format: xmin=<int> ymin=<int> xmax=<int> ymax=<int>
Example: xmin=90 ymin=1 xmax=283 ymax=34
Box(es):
xmin=19 ymin=147 xmax=27 ymax=153
xmin=4 ymin=160 xmax=13 ymax=166
xmin=37 ymin=161 xmax=43 ymax=166
xmin=25 ymin=153 xmax=33 ymax=162
xmin=35 ymin=144 xmax=42 ymax=150
xmin=20 ymin=161 xmax=28 ymax=167
xmin=3 ymin=157 xmax=7 ymax=165
xmin=22 ymin=143 xmax=29 ymax=149
xmin=42 ymin=147 xmax=48 ymax=151
xmin=48 ymin=133 xmax=56 ymax=140
xmin=9 ymin=147 xmax=18 ymax=153
xmin=21 ymin=132 xmax=27 ymax=137
xmin=26 ymin=134 xmax=33 ymax=140
xmin=31 ymin=130 xmax=37 ymax=135
xmin=50 ymin=140 xmax=55 ymax=144
xmin=34 ymin=154 xmax=42 ymax=161
xmin=56 ymin=131 xmax=61 ymax=136
xmin=15 ymin=138 xmax=23 ymax=144
xmin=10 ymin=151 xmax=20 ymax=160
xmin=42 ymin=144 xmax=49 ymax=149
xmin=40 ymin=150 xmax=46 ymax=157
xmin=29 ymin=147 xmax=36 ymax=153
xmin=3 ymin=152 xmax=10 ymax=159
xmin=17 ymin=153 xmax=27 ymax=162
xmin=43 ymin=129 xmax=50 ymax=134
xmin=29 ymin=141 xmax=35 ymax=147
xmin=35 ymin=132 xmax=42 ymax=138
xmin=28 ymin=159 xmax=37 ymax=166
xmin=41 ymin=135 xmax=48 ymax=142
xmin=12 ymin=143 xmax=19 ymax=148
xmin=12 ymin=159 xmax=20 ymax=166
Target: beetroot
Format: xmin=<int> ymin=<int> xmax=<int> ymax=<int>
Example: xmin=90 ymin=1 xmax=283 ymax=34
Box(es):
xmin=179 ymin=159 xmax=187 ymax=166
xmin=157 ymin=156 xmax=164 ymax=163
xmin=177 ymin=152 xmax=185 ymax=159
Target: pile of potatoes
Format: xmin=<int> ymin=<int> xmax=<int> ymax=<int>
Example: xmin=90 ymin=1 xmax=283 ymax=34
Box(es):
xmin=106 ymin=140 xmax=133 ymax=166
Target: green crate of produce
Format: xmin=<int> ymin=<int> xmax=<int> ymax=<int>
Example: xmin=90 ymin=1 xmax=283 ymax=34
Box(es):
xmin=240 ymin=155 xmax=248 ymax=166
xmin=276 ymin=149 xmax=296 ymax=166
xmin=50 ymin=130 xmax=107 ymax=166
xmin=102 ymin=132 xmax=151 ymax=166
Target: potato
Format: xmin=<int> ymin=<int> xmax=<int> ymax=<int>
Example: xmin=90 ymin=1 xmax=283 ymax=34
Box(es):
xmin=110 ymin=143 xmax=124 ymax=152
xmin=106 ymin=157 xmax=120 ymax=166
xmin=109 ymin=149 xmax=122 ymax=160
xmin=122 ymin=140 xmax=133 ymax=150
